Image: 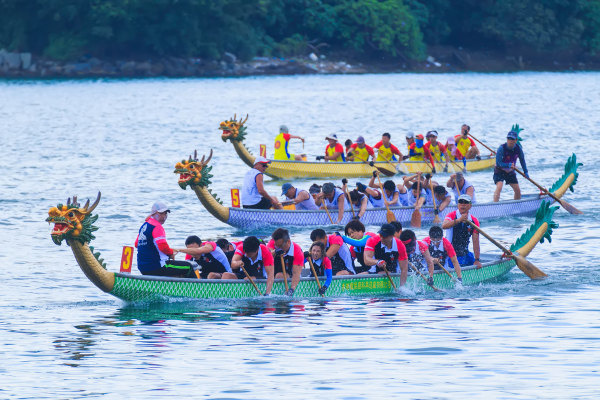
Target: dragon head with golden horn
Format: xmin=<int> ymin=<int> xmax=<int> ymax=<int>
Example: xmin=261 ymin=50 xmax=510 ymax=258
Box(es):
xmin=47 ymin=192 xmax=101 ymax=246
xmin=174 ymin=149 xmax=214 ymax=189
xmin=219 ymin=113 xmax=248 ymax=142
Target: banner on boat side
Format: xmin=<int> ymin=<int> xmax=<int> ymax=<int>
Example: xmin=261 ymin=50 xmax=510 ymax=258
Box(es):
xmin=231 ymin=188 xmax=241 ymax=208
xmin=120 ymin=246 xmax=134 ymax=273
xmin=260 ymin=144 xmax=266 ymax=158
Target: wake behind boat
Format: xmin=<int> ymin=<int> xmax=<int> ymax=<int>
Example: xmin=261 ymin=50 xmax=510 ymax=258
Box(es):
xmin=47 ymin=194 xmax=559 ymax=301
xmin=175 ymin=150 xmax=580 ymax=230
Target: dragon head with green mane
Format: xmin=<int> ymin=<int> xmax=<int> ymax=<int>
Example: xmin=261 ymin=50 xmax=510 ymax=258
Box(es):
xmin=549 ymin=153 xmax=582 ymax=194
xmin=174 ymin=149 xmax=213 ymax=189
xmin=47 ymin=192 xmax=101 ymax=246
xmin=511 ymin=200 xmax=559 ymax=253
xmin=219 ymin=114 xmax=248 ymax=142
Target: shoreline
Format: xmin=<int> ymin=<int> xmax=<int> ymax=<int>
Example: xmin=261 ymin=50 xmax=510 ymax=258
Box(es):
xmin=2 ymin=47 xmax=599 ymax=79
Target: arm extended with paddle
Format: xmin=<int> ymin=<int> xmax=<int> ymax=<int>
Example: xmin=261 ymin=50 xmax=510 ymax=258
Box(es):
xmin=465 ymin=220 xmax=547 ymax=279
xmin=468 ymin=133 xmax=581 ymax=215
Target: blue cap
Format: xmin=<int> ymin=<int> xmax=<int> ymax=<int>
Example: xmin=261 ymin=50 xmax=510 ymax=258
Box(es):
xmin=507 ymin=131 xmax=518 ymax=140
xmin=281 ymin=183 xmax=293 ymax=196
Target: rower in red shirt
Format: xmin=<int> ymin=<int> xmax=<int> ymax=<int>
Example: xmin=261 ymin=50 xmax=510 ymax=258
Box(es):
xmin=267 ymin=228 xmax=305 ymax=296
xmin=363 ymin=223 xmax=409 ymax=286
xmin=422 ymin=226 xmax=463 ymax=282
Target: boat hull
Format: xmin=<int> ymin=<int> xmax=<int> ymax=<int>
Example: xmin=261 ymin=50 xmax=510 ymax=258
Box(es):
xmin=226 ymin=194 xmax=546 ymax=230
xmin=109 ymin=258 xmax=513 ymax=301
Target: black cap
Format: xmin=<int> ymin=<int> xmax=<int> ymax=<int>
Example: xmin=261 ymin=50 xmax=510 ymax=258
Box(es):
xmin=378 ymin=223 xmax=395 ymax=237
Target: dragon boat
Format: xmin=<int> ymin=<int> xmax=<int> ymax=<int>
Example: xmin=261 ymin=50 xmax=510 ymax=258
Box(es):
xmin=47 ymin=193 xmax=559 ymax=301
xmin=219 ymin=115 xmax=495 ymax=178
xmin=175 ymin=150 xmax=580 ymax=230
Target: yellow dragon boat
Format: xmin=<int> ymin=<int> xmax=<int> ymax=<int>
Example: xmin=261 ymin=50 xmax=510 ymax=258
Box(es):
xmin=219 ymin=115 xmax=495 ymax=179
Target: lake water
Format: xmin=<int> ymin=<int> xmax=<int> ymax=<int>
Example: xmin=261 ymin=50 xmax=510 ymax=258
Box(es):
xmin=1 ymin=72 xmax=599 ymax=399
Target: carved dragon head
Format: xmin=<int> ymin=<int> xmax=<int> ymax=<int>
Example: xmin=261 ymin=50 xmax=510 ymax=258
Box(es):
xmin=219 ymin=113 xmax=248 ymax=142
xmin=47 ymin=192 xmax=101 ymax=245
xmin=174 ymin=149 xmax=213 ymax=189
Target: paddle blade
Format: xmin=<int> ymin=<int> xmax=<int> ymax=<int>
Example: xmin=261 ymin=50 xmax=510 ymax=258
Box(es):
xmin=558 ymin=198 xmax=583 ymax=215
xmin=386 ymin=209 xmax=396 ymax=223
xmin=513 ymin=254 xmax=547 ymax=280
xmin=376 ymin=166 xmax=395 ymax=177
xmin=411 ymin=209 xmax=422 ymax=228
xmin=433 ymin=213 xmax=441 ymax=225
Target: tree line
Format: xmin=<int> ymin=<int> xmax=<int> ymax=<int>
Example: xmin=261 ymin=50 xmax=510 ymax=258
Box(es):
xmin=1 ymin=0 xmax=598 ymax=62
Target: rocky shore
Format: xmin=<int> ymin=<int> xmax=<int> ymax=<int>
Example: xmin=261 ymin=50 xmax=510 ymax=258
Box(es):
xmin=1 ymin=47 xmax=598 ymax=79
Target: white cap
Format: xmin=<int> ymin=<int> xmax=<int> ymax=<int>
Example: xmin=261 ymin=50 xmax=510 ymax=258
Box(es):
xmin=254 ymin=156 xmax=270 ymax=165
xmin=151 ymin=201 xmax=170 ymax=213
xmin=458 ymin=194 xmax=472 ymax=203
xmin=406 ymin=131 xmax=415 ymax=139
xmin=325 ymin=134 xmax=338 ymax=141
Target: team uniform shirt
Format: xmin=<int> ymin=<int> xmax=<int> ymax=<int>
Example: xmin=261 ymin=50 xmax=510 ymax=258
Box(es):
xmin=373 ymin=141 xmax=402 ymax=162
xmin=349 ymin=143 xmax=375 ymax=162
xmin=242 ymin=168 xmax=264 ymax=206
xmin=365 ymin=236 xmax=408 ymax=274
xmin=383 ymin=187 xmax=401 ymax=207
xmin=135 ymin=217 xmax=173 ymax=273
xmin=454 ymin=135 xmax=476 ymax=159
xmin=267 ymin=239 xmax=304 ymax=276
xmin=444 ymin=211 xmax=480 ymax=257
xmin=292 ymin=189 xmax=319 ymax=211
xmin=325 ymin=143 xmax=345 ymax=162
xmin=446 ymin=143 xmax=464 ymax=161
xmin=326 ymin=234 xmax=356 ymax=274
xmin=366 ymin=188 xmax=385 ymax=208
xmin=234 ymin=243 xmax=273 ymax=279
xmin=451 ymin=179 xmax=477 ymax=204
xmin=433 ymin=193 xmax=452 ymax=209
xmin=405 ymin=187 xmax=429 ymax=206
xmin=424 ymin=141 xmax=447 ymax=162
xmin=184 ymin=241 xmax=232 ymax=278
xmin=344 ymin=232 xmax=378 ymax=273
xmin=404 ymin=239 xmax=430 ymax=270
xmin=324 ymin=188 xmax=351 ymax=210
xmin=422 ymin=236 xmax=457 ymax=269
xmin=310 ymin=256 xmax=332 ymax=277
xmin=274 ymin=132 xmax=293 ymax=160
xmin=409 ymin=142 xmax=436 ymax=167
xmin=495 ymin=143 xmax=528 ymax=175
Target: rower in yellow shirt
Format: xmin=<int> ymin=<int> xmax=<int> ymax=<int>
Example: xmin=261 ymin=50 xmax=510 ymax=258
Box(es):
xmin=454 ymin=124 xmax=480 ymax=160
xmin=273 ymin=125 xmax=306 ymax=161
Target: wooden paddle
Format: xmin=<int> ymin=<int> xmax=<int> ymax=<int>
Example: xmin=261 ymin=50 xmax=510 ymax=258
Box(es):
xmin=322 ymin=203 xmax=335 ymax=224
xmin=239 ymin=263 xmax=262 ymax=296
xmin=410 ymin=175 xmax=422 ymax=227
xmin=375 ymin=171 xmax=396 ymax=223
xmin=280 ymin=255 xmax=290 ymax=291
xmin=341 ymin=179 xmax=356 ymax=219
xmin=380 ymin=261 xmax=397 ymax=290
xmin=376 ymin=149 xmax=408 ymax=174
xmin=355 ymin=155 xmax=395 ymax=177
xmin=409 ymin=261 xmax=442 ymax=292
xmin=468 ymin=133 xmax=582 ymax=215
xmin=465 ymin=220 xmax=547 ymax=280
xmin=435 ymin=261 xmax=458 ymax=283
xmin=430 ymin=180 xmax=441 ymax=224
xmin=306 ymin=256 xmax=325 ymax=297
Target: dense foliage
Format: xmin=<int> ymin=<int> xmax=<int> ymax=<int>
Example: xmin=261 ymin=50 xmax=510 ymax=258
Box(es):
xmin=1 ymin=0 xmax=599 ymax=61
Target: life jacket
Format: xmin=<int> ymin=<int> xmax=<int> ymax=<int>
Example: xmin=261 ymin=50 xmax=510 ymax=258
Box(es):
xmin=405 ymin=239 xmax=427 ymax=270
xmin=374 ymin=143 xmax=397 ymax=162
xmin=350 ymin=144 xmax=372 ymax=162
xmin=136 ymin=220 xmax=164 ymax=273
xmin=495 ymin=142 xmax=522 ymax=174
xmin=427 ymin=239 xmax=448 ymax=267
xmin=273 ymin=133 xmax=292 ymax=160
xmin=310 ymin=257 xmax=332 ymax=277
xmin=273 ymin=242 xmax=301 ymax=276
xmin=373 ymin=237 xmax=404 ymax=273
xmin=241 ymin=244 xmax=269 ymax=278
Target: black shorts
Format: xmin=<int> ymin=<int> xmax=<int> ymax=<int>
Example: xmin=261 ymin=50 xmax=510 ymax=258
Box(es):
xmin=354 ymin=264 xmax=372 ymax=274
xmin=143 ymin=260 xmax=193 ymax=277
xmin=198 ymin=259 xmax=228 ymax=279
xmin=243 ymin=197 xmax=272 ymax=209
xmin=493 ymin=169 xmax=518 ymax=185
xmin=331 ymin=256 xmax=354 ymax=275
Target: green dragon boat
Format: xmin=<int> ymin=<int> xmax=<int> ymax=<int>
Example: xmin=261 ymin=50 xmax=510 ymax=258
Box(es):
xmin=47 ymin=193 xmax=559 ymax=301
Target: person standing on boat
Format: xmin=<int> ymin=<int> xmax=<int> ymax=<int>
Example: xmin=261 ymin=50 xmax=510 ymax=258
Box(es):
xmin=446 ymin=172 xmax=476 ymax=204
xmin=363 ymin=223 xmax=409 ymax=286
xmin=424 ymin=130 xmax=449 ymax=172
xmin=242 ymin=156 xmax=282 ymax=210
xmin=347 ymin=136 xmax=374 ymax=162
xmin=454 ymin=124 xmax=480 ymax=159
xmin=135 ymin=201 xmax=191 ymax=277
xmin=281 ymin=183 xmax=319 ymax=210
xmin=423 ymin=226 xmax=463 ymax=282
xmin=310 ymin=228 xmax=356 ymax=276
xmin=175 ymin=236 xmax=237 ymax=280
xmin=441 ymin=194 xmax=482 ymax=269
xmin=493 ymin=130 xmax=529 ymax=202
xmin=342 ymin=220 xmax=378 ymax=274
xmin=374 ymin=132 xmax=403 ymax=162
xmin=306 ymin=242 xmax=333 ymax=295
xmin=400 ymin=229 xmax=435 ymax=285
xmin=230 ymin=236 xmax=275 ymax=295
xmin=268 ymin=228 xmax=304 ymax=296
xmin=319 ymin=134 xmax=345 ymax=162
xmin=315 ymin=182 xmax=347 ymax=224
xmin=274 ymin=125 xmax=305 ymax=161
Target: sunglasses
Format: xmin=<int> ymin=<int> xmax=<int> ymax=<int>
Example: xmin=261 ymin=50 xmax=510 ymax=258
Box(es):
xmin=458 ymin=199 xmax=471 ymax=204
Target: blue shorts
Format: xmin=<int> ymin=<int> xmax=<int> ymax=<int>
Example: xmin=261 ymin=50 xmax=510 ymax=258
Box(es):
xmin=456 ymin=252 xmax=475 ymax=266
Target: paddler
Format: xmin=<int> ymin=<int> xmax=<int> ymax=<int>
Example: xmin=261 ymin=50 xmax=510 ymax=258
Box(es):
xmin=441 ymin=194 xmax=482 ymax=268
xmin=174 ymin=235 xmax=237 ymax=279
xmin=424 ymin=130 xmax=449 ymax=172
xmin=273 ymin=125 xmax=306 ymax=161
xmin=305 ymin=242 xmax=332 ymax=295
xmin=347 ymin=135 xmax=374 ymax=162
xmin=446 ymin=172 xmax=476 ymax=204
xmin=310 ymin=228 xmax=356 ymax=276
xmin=314 ymin=182 xmax=348 ymax=224
xmin=318 ymin=134 xmax=345 ymax=162
xmin=267 ymin=228 xmax=305 ymax=296
xmin=454 ymin=124 xmax=480 ymax=160
xmin=230 ymin=236 xmax=275 ymax=295
xmin=405 ymin=131 xmax=415 ymax=156
xmin=241 ymin=156 xmax=282 ymax=210
xmin=408 ymin=134 xmax=437 ymax=172
xmin=432 ymin=185 xmax=452 ymax=212
xmin=493 ymin=130 xmax=529 ymax=202
xmin=399 ymin=229 xmax=435 ymax=286
xmin=374 ymin=132 xmax=403 ymax=162
xmin=422 ymin=226 xmax=463 ymax=282
xmin=281 ymin=182 xmax=319 ymax=210
xmin=363 ymin=223 xmax=409 ymax=286
xmin=341 ymin=220 xmax=378 ymax=274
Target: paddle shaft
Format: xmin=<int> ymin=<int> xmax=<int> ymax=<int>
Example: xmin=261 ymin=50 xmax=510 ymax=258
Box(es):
xmin=381 ymin=262 xmax=397 ymax=290
xmin=409 ymin=262 xmax=441 ymax=292
xmin=468 ymin=133 xmax=581 ymax=211
xmin=307 ymin=257 xmax=325 ymax=297
xmin=342 ymin=185 xmax=356 ymax=218
xmin=240 ymin=264 xmax=262 ymax=295
xmin=322 ymin=203 xmax=335 ymax=224
xmin=430 ymin=180 xmax=441 ymax=224
xmin=411 ymin=175 xmax=422 ymax=227
xmin=436 ymin=261 xmax=457 ymax=282
xmin=280 ymin=255 xmax=289 ymax=291
xmin=376 ymin=149 xmax=405 ymax=172
xmin=355 ymin=154 xmax=395 ymax=177
xmin=376 ymin=172 xmax=396 ymax=223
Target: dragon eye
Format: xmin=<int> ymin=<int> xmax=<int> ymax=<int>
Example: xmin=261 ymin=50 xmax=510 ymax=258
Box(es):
xmin=189 ymin=165 xmax=195 ymax=169
xmin=68 ymin=211 xmax=75 ymax=218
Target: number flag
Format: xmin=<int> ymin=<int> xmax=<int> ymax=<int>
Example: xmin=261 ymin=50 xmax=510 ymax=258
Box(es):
xmin=260 ymin=144 xmax=266 ymax=157
xmin=231 ymin=188 xmax=241 ymax=208
xmin=120 ymin=246 xmax=134 ymax=273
